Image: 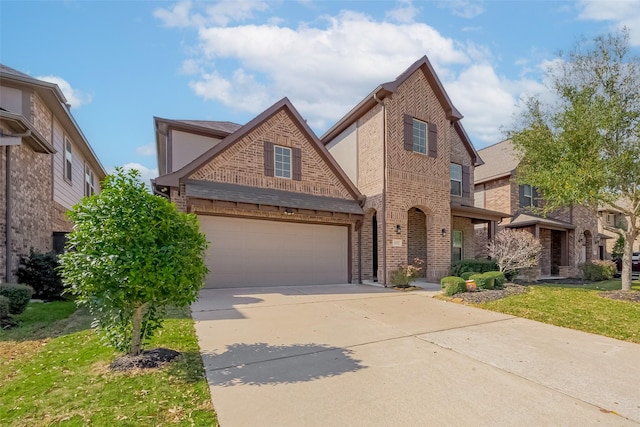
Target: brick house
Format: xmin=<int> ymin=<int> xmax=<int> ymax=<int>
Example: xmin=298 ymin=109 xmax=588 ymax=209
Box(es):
xmin=153 ymin=98 xmax=364 ymax=288
xmin=321 ymin=56 xmax=508 ymax=283
xmin=597 ymin=204 xmax=639 ymax=259
xmin=474 ymin=139 xmax=599 ymax=278
xmin=153 ymin=57 xmax=507 ymax=287
xmin=0 ymin=65 xmax=105 ymax=282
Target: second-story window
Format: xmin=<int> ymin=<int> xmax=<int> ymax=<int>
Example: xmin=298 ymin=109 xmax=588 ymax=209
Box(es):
xmin=412 ymin=119 xmax=427 ymax=154
xmin=450 ymin=163 xmax=462 ymax=196
xmin=64 ymin=137 xmax=73 ymax=183
xmin=519 ymin=184 xmax=538 ymax=207
xmin=85 ymin=164 xmax=95 ymax=196
xmin=404 ymin=114 xmax=437 ymax=156
xmin=274 ymin=145 xmax=292 ymax=179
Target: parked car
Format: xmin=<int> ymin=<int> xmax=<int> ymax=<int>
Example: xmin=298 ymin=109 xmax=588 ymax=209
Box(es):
xmin=614 ymin=252 xmax=640 ymax=275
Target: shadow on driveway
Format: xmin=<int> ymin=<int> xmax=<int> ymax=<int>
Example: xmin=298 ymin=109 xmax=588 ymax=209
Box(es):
xmin=202 ymin=342 xmax=364 ymax=387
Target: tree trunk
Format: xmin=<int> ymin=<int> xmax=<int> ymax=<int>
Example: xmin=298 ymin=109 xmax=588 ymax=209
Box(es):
xmin=130 ymin=302 xmax=149 ymax=356
xmin=620 ymin=216 xmax=638 ymax=292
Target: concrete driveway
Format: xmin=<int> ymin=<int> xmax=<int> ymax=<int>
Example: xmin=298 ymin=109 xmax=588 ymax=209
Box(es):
xmin=192 ymin=284 xmax=640 ymax=426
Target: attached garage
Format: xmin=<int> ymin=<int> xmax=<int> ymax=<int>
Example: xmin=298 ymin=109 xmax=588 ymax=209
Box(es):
xmin=200 ymin=216 xmax=350 ymax=288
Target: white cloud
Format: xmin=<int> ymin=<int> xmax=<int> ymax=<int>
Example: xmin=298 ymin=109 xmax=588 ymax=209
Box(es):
xmin=184 ymin=9 xmax=469 ymax=128
xmin=386 ymin=0 xmax=419 ymax=24
xmin=36 ymin=75 xmax=92 ymax=108
xmin=439 ymin=0 xmax=485 ymax=19
xmin=577 ymin=0 xmax=640 ymax=45
xmin=118 ymin=163 xmax=159 ymax=184
xmin=135 ymin=143 xmax=156 ymax=156
xmin=157 ymin=1 xmax=547 ymax=146
xmin=154 ymin=0 xmax=269 ymax=28
xmin=446 ymin=64 xmax=547 ymax=146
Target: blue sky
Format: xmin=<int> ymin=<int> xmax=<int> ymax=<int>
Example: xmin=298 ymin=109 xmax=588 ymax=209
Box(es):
xmin=1 ymin=0 xmax=639 ymax=182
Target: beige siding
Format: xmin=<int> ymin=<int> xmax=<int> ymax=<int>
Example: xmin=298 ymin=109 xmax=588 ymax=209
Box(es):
xmin=326 ymin=123 xmax=358 ymax=185
xmin=52 ymin=118 xmax=94 ymax=209
xmin=170 ymin=130 xmax=221 ymax=172
xmin=0 ymin=86 xmax=22 ymax=114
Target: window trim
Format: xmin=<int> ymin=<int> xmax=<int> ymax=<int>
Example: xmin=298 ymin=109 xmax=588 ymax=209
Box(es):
xmin=450 ymin=163 xmax=462 ymax=197
xmin=63 ymin=136 xmax=73 ymax=184
xmin=274 ymin=145 xmax=292 ymax=179
xmin=412 ymin=118 xmax=427 ymax=154
xmin=84 ymin=163 xmax=95 ymax=196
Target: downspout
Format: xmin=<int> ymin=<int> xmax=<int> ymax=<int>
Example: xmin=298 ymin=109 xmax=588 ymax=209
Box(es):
xmin=373 ymin=92 xmax=387 ymax=286
xmin=5 ymin=146 xmax=11 ymax=282
xmin=357 ymin=220 xmax=362 ymax=284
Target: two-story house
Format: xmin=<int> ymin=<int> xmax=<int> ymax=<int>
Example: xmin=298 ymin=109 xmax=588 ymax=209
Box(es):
xmin=474 ymin=139 xmax=599 ymax=278
xmin=322 ymin=56 xmax=508 ymax=283
xmin=153 ymin=57 xmax=507 ymax=287
xmin=0 ymin=65 xmax=105 ymax=282
xmin=597 ymin=204 xmax=639 ymax=259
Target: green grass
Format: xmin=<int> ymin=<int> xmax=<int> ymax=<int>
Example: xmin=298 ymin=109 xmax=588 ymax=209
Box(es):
xmin=478 ymin=279 xmax=640 ymax=343
xmin=535 ymin=279 xmax=640 ymax=291
xmin=0 ymin=302 xmax=217 ymax=426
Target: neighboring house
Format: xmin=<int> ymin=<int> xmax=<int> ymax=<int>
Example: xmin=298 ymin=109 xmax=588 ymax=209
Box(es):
xmin=597 ymin=205 xmax=639 ymax=258
xmin=474 ymin=139 xmax=599 ymax=278
xmin=0 ymin=64 xmax=105 ymax=282
xmin=153 ymin=98 xmax=365 ymax=288
xmin=153 ymin=56 xmax=508 ymax=287
xmin=321 ymin=56 xmax=508 ymax=283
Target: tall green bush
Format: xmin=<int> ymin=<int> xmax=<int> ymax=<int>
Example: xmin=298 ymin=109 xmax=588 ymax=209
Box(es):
xmin=59 ymin=168 xmax=208 ymax=355
xmin=17 ymin=249 xmax=64 ymax=300
xmin=0 ymin=295 xmax=10 ymax=318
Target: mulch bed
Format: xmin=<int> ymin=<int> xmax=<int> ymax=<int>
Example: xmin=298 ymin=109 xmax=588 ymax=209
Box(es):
xmin=110 ymin=348 xmax=181 ymax=371
xmin=598 ymin=291 xmax=640 ymax=303
xmin=450 ymin=283 xmax=528 ymax=304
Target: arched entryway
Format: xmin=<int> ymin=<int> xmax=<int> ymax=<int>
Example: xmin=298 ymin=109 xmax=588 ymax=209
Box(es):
xmin=407 ymin=207 xmax=427 ymax=277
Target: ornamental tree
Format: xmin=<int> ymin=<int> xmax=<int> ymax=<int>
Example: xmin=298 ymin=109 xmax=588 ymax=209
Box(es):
xmin=59 ymin=168 xmax=208 ymax=355
xmin=488 ymin=229 xmax=542 ymax=277
xmin=508 ymin=29 xmax=639 ymax=290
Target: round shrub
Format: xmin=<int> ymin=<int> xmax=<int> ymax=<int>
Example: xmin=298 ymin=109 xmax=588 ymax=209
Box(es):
xmin=450 ymin=259 xmax=499 ymax=277
xmin=483 ymin=271 xmax=506 ymax=287
xmin=440 ymin=276 xmax=467 ymax=296
xmin=0 ymin=283 xmax=33 ymax=315
xmin=460 ymin=271 xmax=477 ymax=280
xmin=470 ymin=273 xmax=494 ymax=290
xmin=0 ymin=295 xmax=10 ymax=318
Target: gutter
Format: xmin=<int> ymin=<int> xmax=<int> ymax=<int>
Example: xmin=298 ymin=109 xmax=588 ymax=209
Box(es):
xmin=374 ymin=92 xmax=388 ymax=286
xmin=5 ymin=146 xmax=11 ymax=281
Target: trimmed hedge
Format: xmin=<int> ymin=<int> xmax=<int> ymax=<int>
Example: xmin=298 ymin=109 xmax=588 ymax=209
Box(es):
xmin=440 ymin=276 xmax=467 ymax=296
xmin=470 ymin=273 xmax=494 ymax=290
xmin=460 ymin=271 xmax=476 ymax=280
xmin=0 ymin=295 xmax=10 ymax=318
xmin=483 ymin=271 xmax=506 ymax=287
xmin=0 ymin=283 xmax=33 ymax=315
xmin=451 ymin=259 xmax=498 ymax=277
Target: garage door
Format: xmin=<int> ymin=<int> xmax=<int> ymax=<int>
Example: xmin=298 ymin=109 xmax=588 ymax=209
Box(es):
xmin=199 ymin=216 xmax=349 ymax=288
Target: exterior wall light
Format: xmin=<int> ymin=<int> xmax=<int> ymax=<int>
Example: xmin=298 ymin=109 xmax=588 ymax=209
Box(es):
xmin=441 ymin=228 xmax=446 ymax=237
xmin=395 ymin=224 xmax=401 ymax=234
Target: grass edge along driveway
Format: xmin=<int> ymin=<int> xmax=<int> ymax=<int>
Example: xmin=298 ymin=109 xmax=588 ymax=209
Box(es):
xmin=476 ymin=280 xmax=640 ymax=344
xmin=0 ymin=302 xmax=218 ymax=427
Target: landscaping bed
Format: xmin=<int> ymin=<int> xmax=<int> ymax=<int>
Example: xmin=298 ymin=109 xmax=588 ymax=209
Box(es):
xmin=448 ymin=283 xmax=528 ymax=304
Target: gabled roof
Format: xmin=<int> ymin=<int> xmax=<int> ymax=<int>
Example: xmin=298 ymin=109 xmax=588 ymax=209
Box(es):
xmin=474 ymin=139 xmax=520 ymax=184
xmin=320 ymin=55 xmax=481 ymax=165
xmin=154 ymin=97 xmax=364 ymax=201
xmin=0 ymin=64 xmax=106 ymax=178
xmin=154 ymin=117 xmax=242 ymax=137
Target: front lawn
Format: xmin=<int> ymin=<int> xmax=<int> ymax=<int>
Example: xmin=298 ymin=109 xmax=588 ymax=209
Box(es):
xmin=477 ymin=279 xmax=640 ymax=343
xmin=0 ymin=301 xmax=218 ymax=426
